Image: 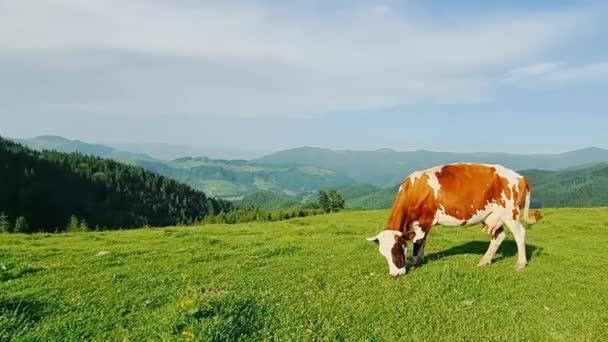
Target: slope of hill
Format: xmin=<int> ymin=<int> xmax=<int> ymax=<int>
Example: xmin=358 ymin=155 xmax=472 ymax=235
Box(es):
xmin=337 ymin=183 xmax=383 ymax=199
xmin=255 ymin=146 xmax=608 ymax=187
xmin=15 ymin=135 xmax=155 ymax=163
xmin=16 ymin=136 xmax=355 ymax=198
xmin=342 ymin=164 xmax=608 ymax=209
xmin=344 ymin=185 xmax=400 ymax=210
xmin=1 ymin=209 xmax=607 ymax=341
xmin=0 ymin=137 xmax=231 ymax=232
xmin=522 ymin=163 xmax=608 ymax=207
xmin=238 ymin=191 xmax=303 ymax=209
xmin=139 ymin=157 xmax=355 ymax=198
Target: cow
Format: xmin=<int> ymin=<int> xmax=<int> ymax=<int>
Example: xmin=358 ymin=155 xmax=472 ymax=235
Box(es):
xmin=366 ymin=163 xmax=531 ymax=277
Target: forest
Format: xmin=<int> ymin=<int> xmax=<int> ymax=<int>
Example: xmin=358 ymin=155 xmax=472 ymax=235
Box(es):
xmin=0 ymin=137 xmax=232 ymax=233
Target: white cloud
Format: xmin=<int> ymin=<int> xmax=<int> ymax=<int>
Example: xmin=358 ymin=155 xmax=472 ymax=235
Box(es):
xmin=504 ymin=62 xmax=565 ymax=82
xmin=504 ymin=61 xmax=608 ymax=86
xmin=0 ymin=0 xmax=598 ymax=117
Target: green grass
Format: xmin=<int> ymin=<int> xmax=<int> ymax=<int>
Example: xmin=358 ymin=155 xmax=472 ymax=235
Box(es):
xmin=1 ymin=208 xmax=608 ymax=341
xmin=199 ymin=180 xmax=244 ymax=197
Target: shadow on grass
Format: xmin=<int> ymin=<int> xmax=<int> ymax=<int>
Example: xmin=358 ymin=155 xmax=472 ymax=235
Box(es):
xmin=0 ymin=297 xmax=48 ymax=339
xmin=424 ymin=240 xmax=543 ymax=264
xmin=0 ymin=265 xmax=43 ymax=282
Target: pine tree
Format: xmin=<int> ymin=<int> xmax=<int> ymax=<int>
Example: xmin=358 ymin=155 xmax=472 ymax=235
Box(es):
xmin=318 ymin=190 xmax=330 ymax=213
xmin=327 ymin=189 xmax=345 ymax=213
xmin=318 ymin=188 xmax=345 ymax=213
xmin=66 ymin=215 xmax=81 ymax=232
xmin=79 ymin=218 xmax=89 ymax=232
xmin=0 ymin=212 xmax=11 ymax=233
xmin=14 ymin=216 xmax=30 ymax=234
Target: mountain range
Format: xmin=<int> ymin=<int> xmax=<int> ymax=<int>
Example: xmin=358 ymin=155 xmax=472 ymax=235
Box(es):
xmin=255 ymin=146 xmax=608 ymax=187
xmin=12 ymin=135 xmax=608 ymax=208
xmin=12 ymin=136 xmax=355 ymax=199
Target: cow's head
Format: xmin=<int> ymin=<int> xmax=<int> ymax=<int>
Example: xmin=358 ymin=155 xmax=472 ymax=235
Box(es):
xmin=366 ymin=230 xmax=408 ymax=277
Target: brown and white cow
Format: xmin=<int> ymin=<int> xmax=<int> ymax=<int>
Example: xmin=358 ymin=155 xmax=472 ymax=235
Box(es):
xmin=367 ymin=163 xmax=531 ymax=277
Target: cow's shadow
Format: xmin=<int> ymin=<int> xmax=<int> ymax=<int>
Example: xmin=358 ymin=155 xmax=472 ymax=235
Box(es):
xmin=419 ymin=240 xmax=543 ymax=265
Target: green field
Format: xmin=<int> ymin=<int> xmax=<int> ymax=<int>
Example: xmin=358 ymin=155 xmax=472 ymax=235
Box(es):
xmin=2 ymin=208 xmax=607 ymax=341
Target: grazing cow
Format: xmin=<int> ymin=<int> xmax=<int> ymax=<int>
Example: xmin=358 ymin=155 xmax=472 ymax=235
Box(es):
xmin=366 ymin=163 xmax=531 ymax=277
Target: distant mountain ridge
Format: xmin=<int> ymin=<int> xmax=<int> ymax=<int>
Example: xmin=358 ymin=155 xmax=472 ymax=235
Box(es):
xmin=14 ymin=135 xmax=608 ymax=202
xmin=254 ymin=146 xmax=608 ymax=186
xmin=110 ymin=142 xmax=268 ymax=160
xmin=14 ymin=136 xmax=355 ymax=198
xmin=14 ymin=135 xmax=156 ymax=163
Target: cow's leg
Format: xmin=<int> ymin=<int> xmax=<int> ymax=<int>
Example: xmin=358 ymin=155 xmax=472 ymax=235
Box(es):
xmin=412 ymin=236 xmax=427 ymax=266
xmin=409 ymin=220 xmax=429 ymax=266
xmin=502 ymin=218 xmax=528 ymax=270
xmin=478 ymin=227 xmax=505 ymax=266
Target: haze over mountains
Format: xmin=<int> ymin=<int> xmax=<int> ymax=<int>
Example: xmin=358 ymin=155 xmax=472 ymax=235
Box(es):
xmin=110 ymin=142 xmax=268 ymax=161
xmin=255 ymin=146 xmax=608 ymax=187
xmin=12 ymin=135 xmax=608 ymax=208
xmin=12 ymin=136 xmax=355 ymax=198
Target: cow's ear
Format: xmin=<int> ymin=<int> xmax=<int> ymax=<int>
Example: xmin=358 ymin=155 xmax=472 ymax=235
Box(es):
xmin=366 ymin=234 xmax=379 ymax=242
xmin=403 ymin=230 xmax=416 ymax=240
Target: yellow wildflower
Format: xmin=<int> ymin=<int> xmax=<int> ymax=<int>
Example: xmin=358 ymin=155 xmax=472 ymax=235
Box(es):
xmin=181 ymin=330 xmax=195 ymax=340
xmin=179 ymin=298 xmax=195 ymax=310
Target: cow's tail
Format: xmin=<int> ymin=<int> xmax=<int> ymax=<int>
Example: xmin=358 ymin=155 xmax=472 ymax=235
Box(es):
xmin=522 ymin=179 xmax=531 ymax=229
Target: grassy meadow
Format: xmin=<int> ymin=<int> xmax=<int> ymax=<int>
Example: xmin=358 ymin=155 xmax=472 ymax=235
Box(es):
xmin=1 ymin=208 xmax=608 ymax=341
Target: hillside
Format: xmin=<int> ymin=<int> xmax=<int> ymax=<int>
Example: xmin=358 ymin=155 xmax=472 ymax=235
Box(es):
xmin=522 ymin=163 xmax=608 ymax=207
xmin=14 ymin=135 xmax=156 ymax=164
xmin=139 ymin=157 xmax=355 ymax=198
xmin=16 ymin=136 xmax=355 ymax=198
xmin=238 ymin=191 xmax=305 ymax=209
xmin=1 ymin=208 xmax=607 ymax=340
xmin=0 ymin=137 xmax=230 ymax=232
xmin=255 ymin=146 xmax=608 ymax=186
xmin=342 ymin=184 xmax=400 ymax=210
xmin=343 ymin=164 xmax=608 ymax=209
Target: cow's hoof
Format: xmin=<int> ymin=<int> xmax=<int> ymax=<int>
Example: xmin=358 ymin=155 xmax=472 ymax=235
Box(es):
xmin=514 ymin=262 xmax=527 ymax=270
xmin=477 ymin=259 xmax=491 ymax=267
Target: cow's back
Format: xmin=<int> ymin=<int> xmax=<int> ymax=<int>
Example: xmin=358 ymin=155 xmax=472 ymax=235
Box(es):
xmin=388 ymin=163 xmax=527 ymax=231
xmin=434 ymin=163 xmax=514 ymax=222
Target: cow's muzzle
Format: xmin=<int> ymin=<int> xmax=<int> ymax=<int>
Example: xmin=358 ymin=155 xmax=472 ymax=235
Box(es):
xmin=390 ymin=268 xmax=406 ymax=277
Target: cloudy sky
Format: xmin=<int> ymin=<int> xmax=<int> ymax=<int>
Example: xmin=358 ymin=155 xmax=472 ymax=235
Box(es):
xmin=1 ymin=0 xmax=607 ymax=155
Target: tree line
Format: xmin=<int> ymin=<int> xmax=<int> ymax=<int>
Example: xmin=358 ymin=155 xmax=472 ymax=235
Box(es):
xmin=202 ymin=188 xmax=346 ymax=225
xmin=0 ymin=137 xmax=232 ymax=233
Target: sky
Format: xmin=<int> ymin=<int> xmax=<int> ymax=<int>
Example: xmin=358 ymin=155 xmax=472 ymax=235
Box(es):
xmin=1 ymin=0 xmax=607 ymax=155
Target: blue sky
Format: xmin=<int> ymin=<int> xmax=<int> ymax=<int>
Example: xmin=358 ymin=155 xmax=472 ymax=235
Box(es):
xmin=1 ymin=0 xmax=607 ymax=155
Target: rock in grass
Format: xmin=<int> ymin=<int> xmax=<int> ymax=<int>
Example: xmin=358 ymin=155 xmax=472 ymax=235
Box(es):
xmin=95 ymin=251 xmax=111 ymax=257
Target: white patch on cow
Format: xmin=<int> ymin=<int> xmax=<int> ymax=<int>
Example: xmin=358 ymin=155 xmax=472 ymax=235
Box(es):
xmin=398 ymin=184 xmax=403 ymax=193
xmin=412 ymin=222 xmax=425 ymax=242
xmin=435 ymin=212 xmax=466 ymax=226
xmin=466 ymin=206 xmax=493 ymax=225
xmin=501 ymin=191 xmax=510 ymax=207
xmin=408 ymin=171 xmax=423 ymax=186
xmin=426 ymin=172 xmax=441 ymax=197
xmin=493 ymin=164 xmax=522 ymax=185
xmin=366 ymin=230 xmax=406 ymax=277
xmin=434 ymin=203 xmax=493 ymax=227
